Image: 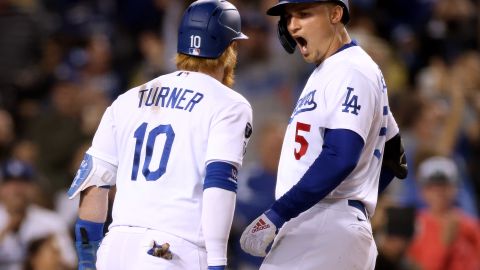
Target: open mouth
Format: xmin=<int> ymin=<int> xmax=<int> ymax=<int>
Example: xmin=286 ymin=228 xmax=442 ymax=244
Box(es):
xmin=295 ymin=37 xmax=308 ymax=52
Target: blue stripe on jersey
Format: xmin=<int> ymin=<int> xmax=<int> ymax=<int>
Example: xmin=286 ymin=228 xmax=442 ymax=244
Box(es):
xmin=383 ymin=106 xmax=389 ymax=115
xmin=374 ymin=149 xmax=382 ymax=159
xmin=379 ymin=127 xmax=387 ymax=136
xmin=270 ymin=129 xmax=364 ymax=221
xmin=204 ymin=162 xmax=238 ymax=192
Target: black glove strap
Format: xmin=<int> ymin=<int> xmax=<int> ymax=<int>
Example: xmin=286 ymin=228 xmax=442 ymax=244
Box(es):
xmin=382 ymin=134 xmax=408 ymax=179
xmin=277 ymin=17 xmax=296 ymax=54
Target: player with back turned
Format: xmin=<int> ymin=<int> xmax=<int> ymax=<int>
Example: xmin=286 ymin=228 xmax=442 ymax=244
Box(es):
xmin=240 ymin=1 xmax=408 ymax=269
xmin=67 ymin=1 xmax=252 ymax=269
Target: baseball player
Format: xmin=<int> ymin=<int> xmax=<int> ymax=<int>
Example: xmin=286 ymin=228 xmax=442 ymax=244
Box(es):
xmin=67 ymin=1 xmax=252 ymax=270
xmin=240 ymin=1 xmax=408 ymax=269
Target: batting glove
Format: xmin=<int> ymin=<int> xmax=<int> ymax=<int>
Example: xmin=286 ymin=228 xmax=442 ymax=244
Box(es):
xmin=240 ymin=209 xmax=285 ymax=257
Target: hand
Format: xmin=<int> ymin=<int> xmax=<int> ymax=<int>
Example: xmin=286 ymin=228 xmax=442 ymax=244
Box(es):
xmin=240 ymin=211 xmax=280 ymax=257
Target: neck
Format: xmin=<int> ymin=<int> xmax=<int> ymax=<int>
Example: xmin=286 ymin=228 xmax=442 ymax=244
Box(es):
xmin=317 ymin=26 xmax=351 ymax=65
xmin=199 ymin=67 xmax=224 ymax=83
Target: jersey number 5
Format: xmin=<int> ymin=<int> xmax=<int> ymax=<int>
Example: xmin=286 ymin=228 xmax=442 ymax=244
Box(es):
xmin=294 ymin=122 xmax=311 ymax=160
xmin=131 ymin=122 xmax=175 ymax=181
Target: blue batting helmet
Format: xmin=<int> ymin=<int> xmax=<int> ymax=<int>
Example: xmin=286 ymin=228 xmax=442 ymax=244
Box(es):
xmin=267 ymin=0 xmax=350 ymax=24
xmin=267 ymin=0 xmax=350 ymax=54
xmin=177 ymin=0 xmax=248 ymax=59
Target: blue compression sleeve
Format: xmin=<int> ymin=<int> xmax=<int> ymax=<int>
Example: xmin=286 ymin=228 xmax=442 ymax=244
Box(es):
xmin=265 ymin=208 xmax=286 ymax=229
xmin=204 ymin=162 xmax=238 ymax=192
xmin=270 ymin=129 xmax=364 ymax=221
xmin=208 ymin=266 xmax=226 ymax=270
xmin=378 ymin=167 xmax=395 ymax=195
xmin=75 ymin=218 xmax=104 ymax=269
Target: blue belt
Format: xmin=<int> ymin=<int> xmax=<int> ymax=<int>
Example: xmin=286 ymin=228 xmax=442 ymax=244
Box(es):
xmin=348 ymin=200 xmax=367 ymax=219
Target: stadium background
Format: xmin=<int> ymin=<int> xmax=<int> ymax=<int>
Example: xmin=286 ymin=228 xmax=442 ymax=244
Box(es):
xmin=0 ymin=0 xmax=478 ymax=269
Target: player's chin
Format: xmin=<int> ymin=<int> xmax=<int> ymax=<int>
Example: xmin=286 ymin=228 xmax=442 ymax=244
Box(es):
xmin=302 ymin=54 xmax=316 ymax=64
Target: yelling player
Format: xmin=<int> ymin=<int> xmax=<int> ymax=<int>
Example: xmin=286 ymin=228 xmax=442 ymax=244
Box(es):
xmin=240 ymin=1 xmax=407 ymax=269
xmin=68 ymin=1 xmax=252 ymax=270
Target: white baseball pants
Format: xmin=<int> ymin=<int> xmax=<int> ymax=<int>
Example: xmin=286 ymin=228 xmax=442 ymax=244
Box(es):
xmin=96 ymin=226 xmax=207 ymax=270
xmin=260 ymin=199 xmax=377 ymax=270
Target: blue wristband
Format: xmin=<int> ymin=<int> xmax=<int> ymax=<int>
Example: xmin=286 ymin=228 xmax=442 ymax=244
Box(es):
xmin=75 ymin=218 xmax=104 ymax=269
xmin=265 ymin=209 xmax=286 ymax=229
xmin=208 ymin=266 xmax=225 ymax=270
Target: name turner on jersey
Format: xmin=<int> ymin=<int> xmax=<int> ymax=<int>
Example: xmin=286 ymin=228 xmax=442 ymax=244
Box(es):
xmin=138 ymin=86 xmax=204 ymax=112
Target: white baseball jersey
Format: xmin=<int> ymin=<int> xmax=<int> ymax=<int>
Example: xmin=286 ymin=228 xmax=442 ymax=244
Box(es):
xmin=276 ymin=44 xmax=398 ymax=216
xmin=87 ymin=71 xmax=252 ymax=247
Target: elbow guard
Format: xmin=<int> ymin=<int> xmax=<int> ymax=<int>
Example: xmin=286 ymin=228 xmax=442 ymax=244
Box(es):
xmin=382 ymin=134 xmax=408 ymax=179
xmin=67 ymin=154 xmax=117 ymax=199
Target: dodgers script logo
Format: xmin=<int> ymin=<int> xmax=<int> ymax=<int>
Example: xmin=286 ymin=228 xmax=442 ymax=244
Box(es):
xmin=289 ymin=90 xmax=317 ymax=123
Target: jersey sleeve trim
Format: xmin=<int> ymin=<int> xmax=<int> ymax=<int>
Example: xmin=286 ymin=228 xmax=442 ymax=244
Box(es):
xmin=204 ymin=162 xmax=238 ymax=193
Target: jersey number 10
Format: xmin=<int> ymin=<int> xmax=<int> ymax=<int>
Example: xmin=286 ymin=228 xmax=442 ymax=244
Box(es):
xmin=131 ymin=122 xmax=175 ymax=181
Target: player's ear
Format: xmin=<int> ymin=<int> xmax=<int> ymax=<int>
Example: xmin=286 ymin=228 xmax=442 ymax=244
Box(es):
xmin=329 ymin=4 xmax=343 ymax=24
xmin=231 ymin=40 xmax=238 ymax=49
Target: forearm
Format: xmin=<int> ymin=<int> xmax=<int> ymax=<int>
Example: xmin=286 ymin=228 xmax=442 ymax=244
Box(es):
xmin=271 ymin=152 xmax=357 ymax=221
xmin=75 ymin=187 xmax=109 ymax=269
xmin=78 ymin=186 xmax=110 ymax=222
xmin=202 ymin=188 xmax=236 ymax=267
xmin=239 ymin=129 xmax=364 ymax=258
xmin=272 ymin=129 xmax=364 ymax=221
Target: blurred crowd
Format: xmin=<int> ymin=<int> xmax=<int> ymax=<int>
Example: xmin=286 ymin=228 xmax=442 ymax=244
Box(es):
xmin=0 ymin=0 xmax=479 ymax=269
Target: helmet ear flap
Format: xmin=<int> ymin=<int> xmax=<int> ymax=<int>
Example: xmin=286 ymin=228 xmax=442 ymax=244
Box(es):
xmin=277 ymin=17 xmax=296 ymax=54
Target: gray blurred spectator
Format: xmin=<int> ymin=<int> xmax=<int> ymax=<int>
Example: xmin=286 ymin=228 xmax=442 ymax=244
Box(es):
xmin=235 ymin=12 xmax=302 ymax=134
xmin=425 ymin=0 xmax=478 ymax=62
xmin=0 ymin=0 xmax=47 ymax=110
xmin=78 ymin=86 xmax=109 ymax=139
xmin=129 ymin=30 xmax=168 ymax=87
xmin=0 ymin=159 xmax=75 ymax=270
xmin=25 ymin=81 xmax=84 ymax=203
xmin=158 ymin=1 xmax=186 ymax=72
xmin=77 ymin=34 xmax=121 ymax=100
